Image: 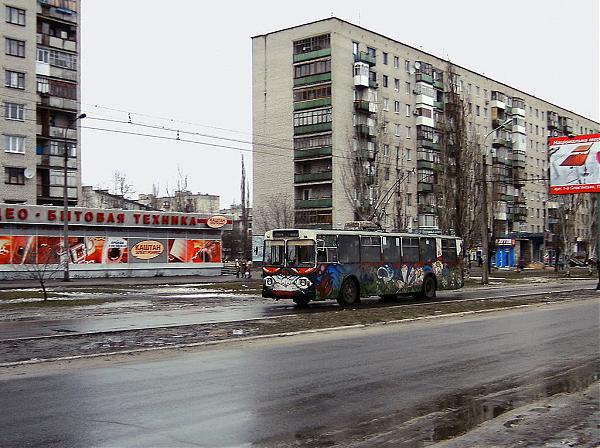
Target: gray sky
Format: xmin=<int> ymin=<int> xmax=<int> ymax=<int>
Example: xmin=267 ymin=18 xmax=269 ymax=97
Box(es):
xmin=80 ymin=0 xmax=599 ymax=208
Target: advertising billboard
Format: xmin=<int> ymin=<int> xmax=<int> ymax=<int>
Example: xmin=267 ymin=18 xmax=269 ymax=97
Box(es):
xmin=549 ymin=134 xmax=600 ymax=194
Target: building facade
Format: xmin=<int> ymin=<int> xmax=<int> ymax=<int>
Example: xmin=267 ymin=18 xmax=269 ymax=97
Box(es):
xmin=81 ymin=186 xmax=152 ymax=211
xmin=1 ymin=0 xmax=82 ymax=205
xmin=252 ymin=17 xmax=599 ymax=265
xmin=138 ymin=191 xmax=220 ymax=214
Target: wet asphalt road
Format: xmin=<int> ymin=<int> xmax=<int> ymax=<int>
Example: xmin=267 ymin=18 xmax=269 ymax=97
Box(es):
xmin=1 ymin=299 xmax=597 ymax=447
xmin=0 ymin=279 xmax=596 ymax=341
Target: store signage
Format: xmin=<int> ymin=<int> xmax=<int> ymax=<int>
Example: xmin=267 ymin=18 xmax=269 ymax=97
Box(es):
xmin=0 ymin=205 xmax=233 ymax=231
xmin=131 ymin=240 xmax=164 ymax=260
xmin=206 ymin=215 xmax=228 ymax=229
xmin=496 ymin=238 xmax=515 ymax=246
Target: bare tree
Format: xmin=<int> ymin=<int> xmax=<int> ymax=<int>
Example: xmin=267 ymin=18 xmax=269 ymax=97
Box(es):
xmin=111 ymin=170 xmax=135 ymax=199
xmin=342 ymin=91 xmax=386 ymax=226
xmin=166 ymin=167 xmax=194 ymax=212
xmin=23 ymin=240 xmax=62 ymax=301
xmin=551 ymin=193 xmax=584 ymax=275
xmin=253 ymin=193 xmax=295 ymax=231
xmin=437 ymin=64 xmax=480 ymax=251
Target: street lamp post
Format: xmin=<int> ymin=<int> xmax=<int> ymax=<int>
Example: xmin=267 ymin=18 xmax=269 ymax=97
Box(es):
xmin=480 ymin=118 xmax=512 ymax=285
xmin=62 ymin=113 xmax=86 ymax=282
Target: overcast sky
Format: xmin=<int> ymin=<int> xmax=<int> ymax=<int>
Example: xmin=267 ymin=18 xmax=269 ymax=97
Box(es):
xmin=80 ymin=0 xmax=599 ymax=208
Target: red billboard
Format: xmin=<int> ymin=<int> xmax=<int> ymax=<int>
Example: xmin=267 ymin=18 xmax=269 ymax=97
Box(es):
xmin=549 ymin=134 xmax=600 ymax=194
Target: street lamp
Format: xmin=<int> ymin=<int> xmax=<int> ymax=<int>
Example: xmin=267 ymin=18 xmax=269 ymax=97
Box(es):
xmin=63 ymin=112 xmax=86 ymax=282
xmin=480 ymin=118 xmax=512 ymax=285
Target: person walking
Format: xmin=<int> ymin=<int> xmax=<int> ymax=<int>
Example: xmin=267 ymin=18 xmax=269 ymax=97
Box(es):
xmin=235 ymin=259 xmax=241 ymax=278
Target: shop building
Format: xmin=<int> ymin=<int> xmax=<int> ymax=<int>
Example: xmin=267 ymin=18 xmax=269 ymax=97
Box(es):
xmin=0 ymin=204 xmax=232 ymax=279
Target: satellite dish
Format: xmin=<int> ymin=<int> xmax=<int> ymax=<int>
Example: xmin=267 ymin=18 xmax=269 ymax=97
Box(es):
xmin=409 ymin=66 xmax=416 ymax=75
xmin=24 ymin=168 xmax=34 ymax=179
xmin=414 ymin=61 xmax=421 ymax=70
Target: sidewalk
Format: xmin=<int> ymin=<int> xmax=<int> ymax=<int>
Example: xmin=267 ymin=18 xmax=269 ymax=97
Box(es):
xmin=0 ymin=270 xmax=262 ymax=291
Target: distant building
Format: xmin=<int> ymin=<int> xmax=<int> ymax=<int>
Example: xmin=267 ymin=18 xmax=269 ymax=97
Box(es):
xmin=81 ymin=186 xmax=151 ymax=211
xmin=138 ymin=191 xmax=220 ymax=213
xmin=220 ymin=203 xmax=252 ymax=261
xmin=1 ymin=1 xmax=83 ymax=205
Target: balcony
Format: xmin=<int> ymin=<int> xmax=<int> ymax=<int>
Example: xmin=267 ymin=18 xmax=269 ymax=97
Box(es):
xmin=38 ymin=94 xmax=78 ymax=111
xmin=294 ymin=97 xmax=332 ymax=111
xmin=434 ymin=100 xmax=444 ymax=110
xmin=37 ymin=154 xmax=77 ymax=169
xmin=354 ymin=51 xmax=376 ymax=66
xmin=293 ymin=47 xmax=331 ymax=63
xmin=294 ymin=146 xmax=332 ymax=159
xmin=353 ymin=100 xmax=377 ymax=114
xmin=547 ymin=217 xmax=559 ymax=225
xmin=355 ymin=123 xmax=375 ymax=137
xmin=37 ymin=33 xmax=77 ymax=52
xmin=417 ymin=138 xmax=433 ymax=149
xmin=38 ymin=184 xmax=77 ymax=200
xmin=418 ymin=204 xmax=436 ymax=214
xmin=294 ymin=171 xmax=332 ymax=183
xmin=38 ymin=1 xmax=78 ymax=24
xmin=293 ymin=72 xmax=331 ymax=87
xmin=359 ymin=148 xmax=376 ymax=161
xmin=47 ymin=126 xmax=77 ymax=140
xmin=368 ymin=79 xmax=379 ymax=89
xmin=295 ymin=197 xmax=333 ymax=209
xmin=294 ymin=122 xmax=332 ymax=135
xmin=417 ymin=182 xmax=433 ymax=193
xmin=433 ymin=79 xmax=444 ymax=90
xmin=415 ymin=73 xmax=433 ymax=84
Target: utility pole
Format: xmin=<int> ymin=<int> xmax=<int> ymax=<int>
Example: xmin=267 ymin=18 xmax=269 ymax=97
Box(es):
xmin=480 ymin=118 xmax=512 ymax=285
xmin=62 ymin=113 xmax=86 ymax=282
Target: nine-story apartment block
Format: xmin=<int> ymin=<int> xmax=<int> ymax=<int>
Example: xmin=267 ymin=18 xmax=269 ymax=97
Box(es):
xmin=252 ymin=17 xmax=599 ymax=265
xmin=1 ymin=0 xmax=81 ymax=205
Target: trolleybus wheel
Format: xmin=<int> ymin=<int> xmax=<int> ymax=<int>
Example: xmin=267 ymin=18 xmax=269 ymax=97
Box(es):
xmin=421 ymin=275 xmax=436 ymax=299
xmin=337 ymin=278 xmax=360 ymax=307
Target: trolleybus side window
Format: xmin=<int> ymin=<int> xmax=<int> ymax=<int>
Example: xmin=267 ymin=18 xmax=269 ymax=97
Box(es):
xmin=382 ymin=236 xmax=401 ymax=263
xmin=441 ymin=239 xmax=457 ymax=262
xmin=419 ymin=237 xmax=436 ymax=263
xmin=316 ymin=234 xmax=337 ymax=263
xmin=360 ymin=236 xmax=381 ymax=262
xmin=264 ymin=240 xmax=285 ymax=266
xmin=337 ymin=235 xmax=360 ymax=263
xmin=402 ymin=237 xmax=420 ymax=263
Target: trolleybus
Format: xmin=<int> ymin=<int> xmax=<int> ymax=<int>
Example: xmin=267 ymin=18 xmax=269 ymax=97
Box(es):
xmin=262 ymin=228 xmax=464 ymax=307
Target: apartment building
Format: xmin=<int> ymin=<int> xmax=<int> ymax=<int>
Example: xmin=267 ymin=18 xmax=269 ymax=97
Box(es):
xmin=1 ymin=0 xmax=81 ymax=205
xmin=252 ymin=17 xmax=599 ymax=265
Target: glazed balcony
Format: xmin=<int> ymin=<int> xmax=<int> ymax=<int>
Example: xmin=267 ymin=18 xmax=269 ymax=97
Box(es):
xmin=294 ymin=171 xmax=332 ymax=183
xmin=293 ymin=47 xmax=331 ymax=63
xmin=294 ymin=146 xmax=332 ymax=160
xmin=294 ymin=72 xmax=332 ymax=87
xmin=295 ymin=197 xmax=333 ymax=209
xmin=354 ymin=51 xmax=376 ymax=66
xmin=294 ymin=97 xmax=332 ymax=111
xmin=294 ymin=122 xmax=332 ymax=135
xmin=353 ymin=100 xmax=377 ymax=114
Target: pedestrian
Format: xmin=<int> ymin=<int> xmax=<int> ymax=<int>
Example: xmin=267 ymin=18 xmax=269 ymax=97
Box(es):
xmin=235 ymin=258 xmax=240 ymax=278
xmin=240 ymin=259 xmax=247 ymax=279
xmin=245 ymin=260 xmax=252 ymax=278
xmin=477 ymin=255 xmax=482 ymax=267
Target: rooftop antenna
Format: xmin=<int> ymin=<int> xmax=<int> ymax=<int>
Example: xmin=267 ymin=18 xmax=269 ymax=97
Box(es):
xmin=358 ymin=11 xmax=361 ymax=25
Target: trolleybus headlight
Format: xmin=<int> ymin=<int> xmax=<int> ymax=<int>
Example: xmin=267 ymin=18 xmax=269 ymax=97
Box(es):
xmin=264 ymin=277 xmax=275 ymax=287
xmin=294 ymin=277 xmax=312 ymax=289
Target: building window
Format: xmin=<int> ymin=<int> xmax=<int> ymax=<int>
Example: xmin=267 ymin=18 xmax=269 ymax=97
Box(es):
xmin=293 ymin=108 xmax=332 ymax=126
xmin=382 ymin=75 xmax=388 ymax=87
xmin=4 ymin=135 xmax=25 ymax=154
xmin=406 ymin=104 xmax=411 ymax=116
xmin=393 ymin=56 xmax=399 ymax=69
xmin=383 ymin=121 xmax=389 ymax=134
xmin=476 ymin=105 xmax=480 ymax=116
xmin=484 ymin=108 xmax=488 ymax=118
xmin=5 ymin=167 xmax=25 ymax=185
xmin=394 ymin=123 xmax=401 ymax=136
xmin=37 ymin=77 xmax=49 ymax=93
xmin=406 ymin=148 xmax=412 ymax=160
xmin=5 ymin=70 xmax=24 ymax=89
xmin=352 ymin=41 xmax=358 ymax=55
xmin=294 ymin=59 xmax=331 ymax=78
xmin=5 ymin=38 xmax=25 ymax=57
xmin=394 ymin=78 xmax=400 ymax=91
xmin=384 ymin=167 xmax=390 ymax=180
xmin=394 ymin=100 xmax=400 ymax=113
xmin=382 ymin=52 xmax=388 ymax=65
xmin=4 ymin=102 xmax=24 ymax=120
xmin=405 ymin=60 xmax=410 ymax=73
xmin=405 ymin=82 xmax=411 ymax=94
xmin=383 ymin=97 xmax=389 ymax=111
xmin=383 ymin=144 xmax=389 ymax=157
xmin=6 ymin=6 xmax=26 ymax=25
xmin=366 ymin=47 xmax=376 ymax=57
xmin=50 ymin=169 xmax=76 ymax=186
xmin=406 ymin=126 xmax=411 ymax=139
